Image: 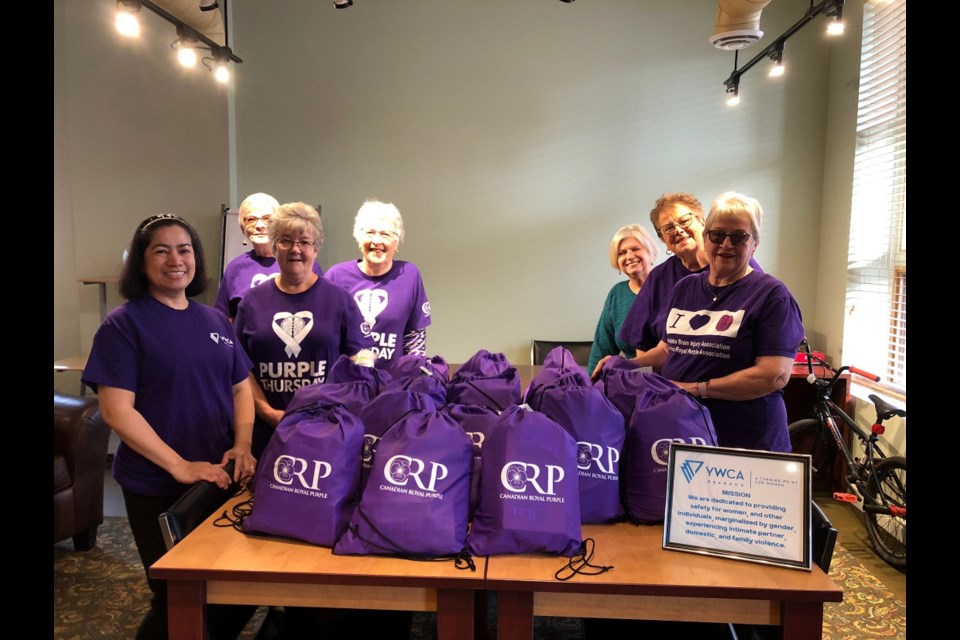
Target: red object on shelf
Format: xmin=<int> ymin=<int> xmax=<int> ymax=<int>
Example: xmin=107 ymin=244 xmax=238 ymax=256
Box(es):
xmin=794 ymin=351 xmax=826 ymax=365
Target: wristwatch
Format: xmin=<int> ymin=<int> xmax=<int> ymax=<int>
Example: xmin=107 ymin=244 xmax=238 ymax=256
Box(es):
xmin=697 ymin=380 xmax=710 ymax=399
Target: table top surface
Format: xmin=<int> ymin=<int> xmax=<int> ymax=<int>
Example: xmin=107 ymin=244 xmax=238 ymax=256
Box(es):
xmin=485 ymin=522 xmax=842 ymax=602
xmin=150 ymin=493 xmax=485 ymax=589
xmin=54 ymin=354 xmax=88 ymax=371
xmin=77 ymin=275 xmax=120 ymax=284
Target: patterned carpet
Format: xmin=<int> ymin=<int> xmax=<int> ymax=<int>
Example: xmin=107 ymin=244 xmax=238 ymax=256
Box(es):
xmin=53 ymin=518 xmax=906 ymax=639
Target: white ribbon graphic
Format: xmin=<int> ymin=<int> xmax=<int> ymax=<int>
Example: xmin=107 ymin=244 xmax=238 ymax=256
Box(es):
xmin=272 ymin=311 xmax=314 ymax=357
xmin=354 ymin=289 xmax=388 ymax=332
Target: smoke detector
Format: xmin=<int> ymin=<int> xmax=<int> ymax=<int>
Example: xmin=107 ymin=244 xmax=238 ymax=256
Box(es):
xmin=710 ymin=28 xmax=764 ymax=50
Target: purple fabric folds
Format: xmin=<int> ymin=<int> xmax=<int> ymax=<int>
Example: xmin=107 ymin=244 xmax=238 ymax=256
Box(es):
xmin=447 ymin=349 xmax=521 ymax=412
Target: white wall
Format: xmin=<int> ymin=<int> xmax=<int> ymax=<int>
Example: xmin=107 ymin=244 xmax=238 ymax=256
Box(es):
xmin=53 ymin=0 xmax=231 ymax=391
xmin=230 ymin=0 xmax=835 ymax=364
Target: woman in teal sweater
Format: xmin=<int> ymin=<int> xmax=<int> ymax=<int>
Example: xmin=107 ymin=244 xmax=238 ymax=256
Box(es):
xmin=587 ymin=224 xmax=659 ymax=373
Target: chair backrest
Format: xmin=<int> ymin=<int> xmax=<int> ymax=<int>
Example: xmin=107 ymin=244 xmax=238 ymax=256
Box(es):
xmin=158 ymin=460 xmax=239 ymax=550
xmin=811 ymin=500 xmax=838 ymax=573
xmin=530 ymin=339 xmax=593 ymax=366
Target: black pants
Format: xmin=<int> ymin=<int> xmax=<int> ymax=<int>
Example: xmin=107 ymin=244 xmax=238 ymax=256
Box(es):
xmin=123 ymin=487 xmax=255 ymax=640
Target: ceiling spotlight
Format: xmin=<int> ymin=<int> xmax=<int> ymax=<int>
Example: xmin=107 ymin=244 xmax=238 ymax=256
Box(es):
xmin=115 ymin=0 xmax=141 ymax=38
xmin=826 ymin=2 xmax=845 ymax=36
xmin=725 ymin=83 xmax=740 ymax=107
xmin=334 ymin=1 xmax=353 ymax=8
xmin=178 ymin=43 xmax=198 ymax=67
xmin=211 ymin=46 xmax=232 ymax=83
xmin=199 ymin=0 xmax=219 ymax=11
xmin=768 ymin=42 xmax=784 ymax=77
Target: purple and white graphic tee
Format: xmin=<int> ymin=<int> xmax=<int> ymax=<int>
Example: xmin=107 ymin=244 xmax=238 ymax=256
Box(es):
xmin=215 ymin=250 xmax=323 ymax=318
xmin=659 ymin=270 xmax=804 ymax=453
xmin=325 ymin=259 xmax=431 ymax=364
xmin=82 ymin=298 xmax=252 ymax=497
xmin=618 ymin=256 xmax=762 ymax=352
xmin=234 ymin=277 xmax=365 ymax=455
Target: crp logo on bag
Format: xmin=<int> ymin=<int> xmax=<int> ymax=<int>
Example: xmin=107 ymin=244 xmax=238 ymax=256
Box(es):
xmin=650 ymin=437 xmax=708 ymax=466
xmin=465 ymin=431 xmax=485 ymax=448
xmin=501 ymin=461 xmax=564 ymax=495
xmin=274 ymin=454 xmax=332 ymax=490
xmin=576 ymin=441 xmax=620 ymax=474
xmin=384 ymin=454 xmax=448 ymax=492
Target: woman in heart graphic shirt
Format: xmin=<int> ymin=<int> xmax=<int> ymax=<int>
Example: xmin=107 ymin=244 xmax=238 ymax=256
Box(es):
xmin=325 ymin=199 xmax=432 ymax=365
xmin=633 ymin=192 xmax=804 ymax=452
xmin=234 ymin=202 xmax=364 ymax=459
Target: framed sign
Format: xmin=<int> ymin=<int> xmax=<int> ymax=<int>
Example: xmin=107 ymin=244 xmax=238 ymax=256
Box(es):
xmin=663 ymin=444 xmax=812 ymax=571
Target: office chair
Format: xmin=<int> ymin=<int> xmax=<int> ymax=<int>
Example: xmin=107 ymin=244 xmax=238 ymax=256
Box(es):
xmin=158 ymin=460 xmax=240 ymax=550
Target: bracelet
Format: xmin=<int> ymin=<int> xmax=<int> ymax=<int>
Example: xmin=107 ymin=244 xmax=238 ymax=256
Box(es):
xmin=698 ymin=380 xmax=710 ymax=399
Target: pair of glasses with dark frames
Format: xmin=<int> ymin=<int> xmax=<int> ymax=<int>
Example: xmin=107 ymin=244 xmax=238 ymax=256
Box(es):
xmin=276 ymin=238 xmax=317 ymax=250
xmin=704 ymin=230 xmax=753 ymax=246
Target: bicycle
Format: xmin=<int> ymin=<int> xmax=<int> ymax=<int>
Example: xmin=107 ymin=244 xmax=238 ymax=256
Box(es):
xmin=788 ymin=340 xmax=906 ymax=572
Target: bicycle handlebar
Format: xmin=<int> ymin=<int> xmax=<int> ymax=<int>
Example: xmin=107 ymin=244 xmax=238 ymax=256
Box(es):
xmin=798 ymin=338 xmax=882 ymax=385
xmin=849 ymin=366 xmax=881 ymax=382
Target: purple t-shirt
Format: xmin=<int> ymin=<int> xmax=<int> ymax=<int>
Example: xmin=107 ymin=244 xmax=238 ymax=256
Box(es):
xmin=659 ymin=270 xmax=804 ymax=453
xmin=234 ymin=277 xmax=365 ymax=455
xmin=325 ymin=259 xmax=432 ymax=364
xmin=82 ymin=298 xmax=252 ymax=497
xmin=618 ymin=255 xmax=762 ymax=352
xmin=215 ymin=250 xmax=323 ymax=318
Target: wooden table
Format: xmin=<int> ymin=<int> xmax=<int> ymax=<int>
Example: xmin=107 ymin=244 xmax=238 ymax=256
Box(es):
xmin=150 ymin=494 xmax=485 ymax=640
xmin=487 ymin=522 xmax=842 ymax=640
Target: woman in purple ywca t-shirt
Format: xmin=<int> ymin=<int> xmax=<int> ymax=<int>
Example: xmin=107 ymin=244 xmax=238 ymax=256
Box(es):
xmin=326 ymin=199 xmax=432 ymax=364
xmin=632 ymin=192 xmax=804 ymax=453
xmin=82 ymin=214 xmax=257 ymax=639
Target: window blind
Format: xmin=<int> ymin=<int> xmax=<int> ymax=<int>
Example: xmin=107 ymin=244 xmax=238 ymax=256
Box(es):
xmin=842 ymin=0 xmax=906 ymax=393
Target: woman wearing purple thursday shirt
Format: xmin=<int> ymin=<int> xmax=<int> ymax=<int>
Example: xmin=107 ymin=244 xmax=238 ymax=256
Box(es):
xmin=632 ymin=192 xmax=804 ymax=453
xmin=325 ymin=199 xmax=432 ymax=365
xmin=82 ymin=214 xmax=256 ymax=640
xmin=233 ymin=202 xmax=364 ymax=459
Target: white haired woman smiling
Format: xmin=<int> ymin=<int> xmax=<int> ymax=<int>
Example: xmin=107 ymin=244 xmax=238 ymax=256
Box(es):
xmin=586 ymin=224 xmax=659 ymax=374
xmin=325 ymin=199 xmax=432 ymax=364
xmin=632 ymin=192 xmax=804 ymax=452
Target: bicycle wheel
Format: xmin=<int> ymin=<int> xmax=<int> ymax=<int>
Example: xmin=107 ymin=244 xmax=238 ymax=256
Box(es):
xmin=788 ymin=419 xmax=834 ymax=481
xmin=863 ymin=456 xmax=906 ymax=572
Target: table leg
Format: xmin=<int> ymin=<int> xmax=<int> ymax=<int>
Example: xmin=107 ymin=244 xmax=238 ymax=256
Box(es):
xmin=496 ymin=591 xmax=534 ymax=640
xmin=473 ymin=590 xmax=487 ymax=640
xmin=781 ymin=600 xmax=823 ymax=640
xmin=97 ymin=283 xmax=107 ymax=324
xmin=437 ymin=589 xmax=476 ymax=640
xmin=166 ymin=579 xmax=206 ymax=640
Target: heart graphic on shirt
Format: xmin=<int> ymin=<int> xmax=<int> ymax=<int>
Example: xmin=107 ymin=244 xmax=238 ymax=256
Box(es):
xmin=355 ymin=289 xmax=389 ymax=327
xmin=689 ymin=314 xmax=711 ymax=330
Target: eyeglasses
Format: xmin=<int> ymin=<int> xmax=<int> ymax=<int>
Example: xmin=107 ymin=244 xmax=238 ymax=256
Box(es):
xmin=705 ymin=229 xmax=753 ymax=246
xmin=362 ymin=229 xmax=397 ymax=241
xmin=243 ymin=215 xmax=272 ymax=226
xmin=276 ymin=238 xmax=317 ymax=250
xmin=657 ymin=214 xmax=695 ymax=238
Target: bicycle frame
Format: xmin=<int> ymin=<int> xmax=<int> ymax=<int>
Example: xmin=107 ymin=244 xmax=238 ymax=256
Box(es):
xmin=813 ymin=395 xmax=887 ymax=501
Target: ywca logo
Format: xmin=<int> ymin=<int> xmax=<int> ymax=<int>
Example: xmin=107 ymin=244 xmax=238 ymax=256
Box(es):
xmin=501 ymin=461 xmax=564 ymax=496
xmin=681 ymin=459 xmax=704 ymax=483
xmin=384 ymin=454 xmax=448 ymax=492
xmin=422 ymin=302 xmax=431 ymax=317
xmin=274 ymin=455 xmax=332 ymax=490
xmin=576 ymin=442 xmax=620 ymax=474
xmin=209 ymin=332 xmax=234 ymax=346
xmin=651 ymin=437 xmax=708 ymax=466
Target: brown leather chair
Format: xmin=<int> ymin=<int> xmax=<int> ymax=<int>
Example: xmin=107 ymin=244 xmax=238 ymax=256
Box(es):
xmin=54 ymin=392 xmax=110 ymax=551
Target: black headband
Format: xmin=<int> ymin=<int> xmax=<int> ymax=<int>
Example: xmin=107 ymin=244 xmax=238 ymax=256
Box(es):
xmin=137 ymin=213 xmax=192 ymax=234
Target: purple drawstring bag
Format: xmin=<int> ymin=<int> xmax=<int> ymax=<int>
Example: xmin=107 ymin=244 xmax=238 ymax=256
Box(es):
xmin=376 ymin=354 xmax=450 ymax=383
xmin=468 ymin=405 xmax=582 ymax=557
xmin=242 ymin=402 xmax=363 ymax=546
xmin=523 ymin=346 xmax=592 ymax=408
xmin=442 ymin=403 xmax=501 ymax=516
xmin=357 ymin=390 xmax=442 ymax=489
xmin=592 ymin=356 xmax=667 ymax=422
xmin=621 ymin=375 xmax=719 ymax=524
xmin=528 ymin=377 xmax=626 ymax=523
xmin=380 ymin=369 xmax=448 ymax=405
xmin=285 ymin=356 xmax=392 ymax=417
xmin=334 ymin=410 xmax=474 ymax=558
xmin=447 ymin=349 xmax=521 ymax=412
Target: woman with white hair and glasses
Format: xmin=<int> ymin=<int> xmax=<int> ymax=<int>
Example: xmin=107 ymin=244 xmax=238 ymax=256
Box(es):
xmin=586 ymin=224 xmax=659 ymax=374
xmin=632 ymin=192 xmax=804 ymax=452
xmin=325 ymin=199 xmax=432 ymax=364
xmin=233 ymin=202 xmax=364 ymax=459
xmin=215 ymin=192 xmax=323 ymax=321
